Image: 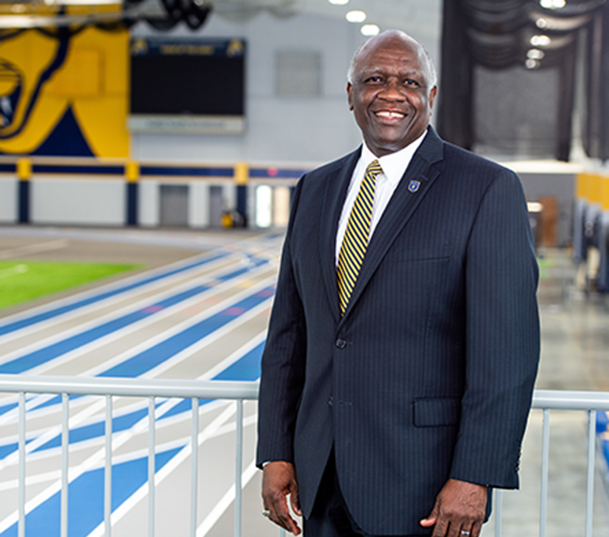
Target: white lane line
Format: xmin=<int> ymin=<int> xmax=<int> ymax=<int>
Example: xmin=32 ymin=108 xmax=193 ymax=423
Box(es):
xmin=85 ymin=403 xmax=238 ymax=537
xmin=197 ymin=460 xmax=258 ymax=537
xmin=0 ymin=245 xmax=239 ymax=339
xmin=0 ymin=264 xmax=28 ymax=279
xmin=0 ymin=395 xmax=235 ymax=534
xmin=0 ymin=398 xmax=107 ymax=471
xmin=0 ymin=240 xmax=69 ymax=260
xmin=0 ymin=412 xmax=259 ymax=492
xmin=138 ymin=301 xmax=271 ymax=380
xmin=0 ymin=255 xmax=253 ymax=359
xmin=0 ymin=329 xmax=267 ymax=456
xmin=0 ymin=236 xmax=280 ymax=339
xmin=78 ymin=275 xmax=275 ymax=378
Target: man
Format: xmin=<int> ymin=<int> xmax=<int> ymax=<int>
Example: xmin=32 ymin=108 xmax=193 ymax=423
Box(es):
xmin=257 ymin=30 xmax=540 ymax=537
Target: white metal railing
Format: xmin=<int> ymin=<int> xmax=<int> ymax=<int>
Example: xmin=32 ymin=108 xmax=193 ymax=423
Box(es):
xmin=0 ymin=375 xmax=608 ymax=537
xmin=0 ymin=374 xmax=258 ymax=537
xmin=492 ymin=390 xmax=609 ymax=537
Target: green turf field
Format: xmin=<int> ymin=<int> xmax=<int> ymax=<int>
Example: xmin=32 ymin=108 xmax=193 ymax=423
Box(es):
xmin=0 ymin=260 xmax=140 ymax=310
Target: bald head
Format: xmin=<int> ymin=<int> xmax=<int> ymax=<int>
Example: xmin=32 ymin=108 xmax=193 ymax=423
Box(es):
xmin=347 ymin=30 xmax=437 ymax=92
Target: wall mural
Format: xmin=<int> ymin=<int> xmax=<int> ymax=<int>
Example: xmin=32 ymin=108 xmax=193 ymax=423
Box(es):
xmin=0 ymin=27 xmax=129 ymax=158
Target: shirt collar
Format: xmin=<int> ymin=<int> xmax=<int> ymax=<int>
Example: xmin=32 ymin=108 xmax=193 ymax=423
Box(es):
xmin=360 ymin=129 xmax=428 ymax=187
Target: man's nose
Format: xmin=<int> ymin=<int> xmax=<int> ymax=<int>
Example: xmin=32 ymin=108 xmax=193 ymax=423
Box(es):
xmin=378 ymin=78 xmax=405 ymax=101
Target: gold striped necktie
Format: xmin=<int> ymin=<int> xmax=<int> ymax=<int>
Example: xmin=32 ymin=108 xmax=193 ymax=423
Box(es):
xmin=337 ymin=159 xmax=383 ymax=316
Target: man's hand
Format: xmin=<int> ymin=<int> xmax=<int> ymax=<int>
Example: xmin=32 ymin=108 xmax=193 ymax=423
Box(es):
xmin=419 ymin=478 xmax=487 ymax=537
xmin=261 ymin=461 xmax=302 ymax=535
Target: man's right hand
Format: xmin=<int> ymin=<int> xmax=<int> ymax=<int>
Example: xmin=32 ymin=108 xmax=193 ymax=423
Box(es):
xmin=261 ymin=461 xmax=302 ymax=535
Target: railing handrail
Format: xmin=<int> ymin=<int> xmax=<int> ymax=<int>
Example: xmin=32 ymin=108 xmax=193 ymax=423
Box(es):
xmin=0 ymin=374 xmax=260 ymax=399
xmin=1 ymin=375 xmax=609 ymax=412
xmin=533 ymin=389 xmax=609 ymax=411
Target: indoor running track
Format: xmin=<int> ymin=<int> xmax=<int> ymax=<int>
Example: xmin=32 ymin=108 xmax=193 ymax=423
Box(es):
xmin=0 ymin=231 xmax=284 ymax=537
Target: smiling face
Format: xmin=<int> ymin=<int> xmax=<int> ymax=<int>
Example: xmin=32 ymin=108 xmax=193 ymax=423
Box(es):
xmin=347 ymin=32 xmax=437 ymax=157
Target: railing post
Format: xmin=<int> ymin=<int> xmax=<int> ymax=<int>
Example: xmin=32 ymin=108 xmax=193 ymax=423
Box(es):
xmin=539 ymin=408 xmax=551 ymax=537
xmin=148 ymin=396 xmax=155 ymax=537
xmin=61 ymin=393 xmax=69 ymax=537
xmin=585 ymin=410 xmax=596 ymax=537
xmin=494 ymin=488 xmax=502 ymax=537
xmin=18 ymin=392 xmax=26 ymax=537
xmin=234 ymin=399 xmax=244 ymax=537
xmin=190 ymin=397 xmax=199 ymax=537
xmin=105 ymin=394 xmax=113 ymax=537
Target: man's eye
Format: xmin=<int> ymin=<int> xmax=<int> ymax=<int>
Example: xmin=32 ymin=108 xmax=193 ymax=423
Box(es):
xmin=365 ymin=76 xmax=383 ymax=83
xmin=404 ymin=79 xmax=420 ymax=87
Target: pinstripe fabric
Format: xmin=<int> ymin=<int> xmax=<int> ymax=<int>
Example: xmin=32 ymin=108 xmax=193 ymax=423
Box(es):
xmin=337 ymin=160 xmax=382 ymax=316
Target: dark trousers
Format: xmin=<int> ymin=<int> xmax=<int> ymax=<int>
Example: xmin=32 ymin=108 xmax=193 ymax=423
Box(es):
xmin=304 ymin=452 xmax=427 ymax=537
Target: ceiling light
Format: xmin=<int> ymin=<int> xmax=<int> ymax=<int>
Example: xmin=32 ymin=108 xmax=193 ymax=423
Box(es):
xmin=361 ymin=24 xmax=379 ymax=36
xmin=540 ymin=0 xmax=566 ymax=9
xmin=536 ymin=18 xmax=548 ymax=28
xmin=329 ymin=0 xmax=349 ymax=4
xmin=530 ymin=35 xmax=551 ymax=46
xmin=346 ymin=10 xmax=366 ymax=23
xmin=527 ymin=49 xmax=545 ymax=60
xmin=526 ymin=59 xmax=540 ymax=69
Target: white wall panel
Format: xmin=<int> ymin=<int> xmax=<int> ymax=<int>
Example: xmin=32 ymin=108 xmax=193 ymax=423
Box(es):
xmin=0 ymin=178 xmax=17 ymax=223
xmin=31 ymin=179 xmax=125 ymax=226
xmin=188 ymin=182 xmax=210 ymax=228
xmin=139 ymin=180 xmax=160 ymax=227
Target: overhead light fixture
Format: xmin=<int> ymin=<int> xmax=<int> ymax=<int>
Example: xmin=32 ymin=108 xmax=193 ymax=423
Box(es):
xmin=361 ymin=24 xmax=379 ymax=36
xmin=526 ymin=59 xmax=541 ymax=69
xmin=329 ymin=0 xmax=349 ymax=4
xmin=346 ymin=10 xmax=366 ymax=23
xmin=530 ymin=35 xmax=551 ymax=46
xmin=536 ymin=18 xmax=548 ymax=28
xmin=527 ymin=49 xmax=545 ymax=60
xmin=540 ymin=0 xmax=566 ymax=9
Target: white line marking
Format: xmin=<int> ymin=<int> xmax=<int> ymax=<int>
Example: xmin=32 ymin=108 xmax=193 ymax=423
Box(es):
xmin=197 ymin=460 xmax=258 ymax=537
xmin=0 ymin=256 xmax=257 ymax=362
xmin=0 ymin=396 xmax=235 ymax=534
xmin=0 ymin=264 xmax=28 ymax=279
xmin=85 ymin=404 xmax=238 ymax=537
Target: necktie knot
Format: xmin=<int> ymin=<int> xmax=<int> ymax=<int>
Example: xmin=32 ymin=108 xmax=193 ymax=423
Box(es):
xmin=366 ymin=160 xmax=382 ymax=179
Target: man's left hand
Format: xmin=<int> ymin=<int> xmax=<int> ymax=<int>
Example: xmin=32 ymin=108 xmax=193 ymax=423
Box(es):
xmin=419 ymin=478 xmax=487 ymax=537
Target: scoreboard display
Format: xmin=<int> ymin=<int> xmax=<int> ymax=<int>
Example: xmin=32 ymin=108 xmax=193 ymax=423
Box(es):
xmin=129 ymin=37 xmax=246 ymax=135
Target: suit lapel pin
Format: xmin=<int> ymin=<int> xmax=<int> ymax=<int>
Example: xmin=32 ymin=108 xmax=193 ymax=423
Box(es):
xmin=408 ymin=180 xmax=421 ymax=193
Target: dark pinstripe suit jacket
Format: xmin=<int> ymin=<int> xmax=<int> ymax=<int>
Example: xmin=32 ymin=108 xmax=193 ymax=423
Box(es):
xmin=256 ymin=127 xmax=540 ymax=535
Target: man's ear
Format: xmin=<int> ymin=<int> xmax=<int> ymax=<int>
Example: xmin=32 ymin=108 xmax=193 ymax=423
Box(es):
xmin=347 ymin=82 xmax=354 ymax=111
xmin=429 ymin=85 xmax=438 ymax=110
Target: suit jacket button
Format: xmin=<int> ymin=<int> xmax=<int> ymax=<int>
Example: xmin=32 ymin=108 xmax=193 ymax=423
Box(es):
xmin=335 ymin=338 xmax=347 ymax=349
xmin=328 ymin=396 xmax=333 ymax=406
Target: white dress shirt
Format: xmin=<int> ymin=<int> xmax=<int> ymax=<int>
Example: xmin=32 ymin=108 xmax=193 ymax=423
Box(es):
xmin=335 ymin=130 xmax=428 ymax=265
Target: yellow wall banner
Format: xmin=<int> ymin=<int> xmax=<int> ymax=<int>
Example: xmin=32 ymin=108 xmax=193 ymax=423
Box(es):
xmin=0 ymin=27 xmax=129 ymax=158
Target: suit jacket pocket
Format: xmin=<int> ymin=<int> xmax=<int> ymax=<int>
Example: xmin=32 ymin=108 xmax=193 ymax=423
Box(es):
xmin=413 ymin=397 xmax=461 ymax=427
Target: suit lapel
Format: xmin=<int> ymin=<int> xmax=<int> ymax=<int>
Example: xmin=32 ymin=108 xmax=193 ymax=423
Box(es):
xmin=319 ymin=148 xmax=361 ymax=322
xmin=339 ymin=128 xmax=445 ymax=322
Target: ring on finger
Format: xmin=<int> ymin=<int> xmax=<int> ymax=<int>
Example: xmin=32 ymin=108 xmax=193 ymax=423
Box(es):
xmin=262 ymin=509 xmax=271 ymax=518
xmin=460 ymin=531 xmax=471 ymax=536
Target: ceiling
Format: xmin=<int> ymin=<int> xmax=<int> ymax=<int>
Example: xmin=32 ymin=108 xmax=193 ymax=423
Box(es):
xmin=0 ymin=0 xmax=443 ymax=40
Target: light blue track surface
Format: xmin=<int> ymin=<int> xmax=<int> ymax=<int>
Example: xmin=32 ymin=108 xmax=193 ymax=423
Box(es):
xmin=0 ymin=240 xmax=276 ymax=537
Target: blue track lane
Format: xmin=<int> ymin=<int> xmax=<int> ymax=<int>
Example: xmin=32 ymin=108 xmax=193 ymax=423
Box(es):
xmin=0 ymin=449 xmax=180 ymax=537
xmin=0 ymin=259 xmax=268 ymax=376
xmin=0 ymin=341 xmax=267 ymax=537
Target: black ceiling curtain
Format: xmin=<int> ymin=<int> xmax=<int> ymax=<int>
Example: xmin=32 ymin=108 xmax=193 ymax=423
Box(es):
xmin=437 ymin=0 xmax=608 ymax=161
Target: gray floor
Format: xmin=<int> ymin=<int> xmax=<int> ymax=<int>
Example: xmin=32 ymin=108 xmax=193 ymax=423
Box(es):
xmin=0 ymin=228 xmax=608 ymax=536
